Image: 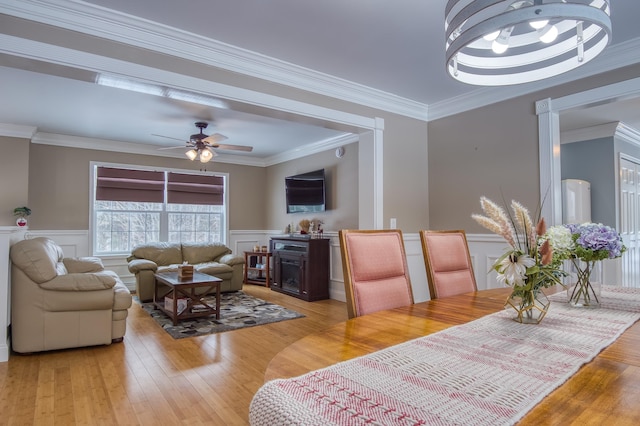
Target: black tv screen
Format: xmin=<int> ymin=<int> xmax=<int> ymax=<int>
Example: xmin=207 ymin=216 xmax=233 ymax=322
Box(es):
xmin=285 ymin=169 xmax=326 ymax=214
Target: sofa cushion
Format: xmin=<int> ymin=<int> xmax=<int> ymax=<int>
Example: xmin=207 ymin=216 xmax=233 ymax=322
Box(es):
xmin=131 ymin=242 xmax=182 ymax=266
xmin=182 ymin=243 xmax=231 ymax=264
xmin=10 ymin=237 xmax=68 ymax=284
xmin=195 ymin=262 xmax=234 ymax=278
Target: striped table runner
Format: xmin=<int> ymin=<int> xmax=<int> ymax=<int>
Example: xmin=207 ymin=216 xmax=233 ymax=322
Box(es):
xmin=250 ymin=287 xmax=640 ymax=426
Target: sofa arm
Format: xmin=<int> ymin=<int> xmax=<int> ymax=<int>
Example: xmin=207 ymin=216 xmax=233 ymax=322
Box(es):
xmin=218 ymin=253 xmax=245 ymax=266
xmin=128 ymin=258 xmax=158 ymax=274
xmin=39 ymin=272 xmax=117 ymax=291
xmin=63 ymin=257 xmax=105 ymax=273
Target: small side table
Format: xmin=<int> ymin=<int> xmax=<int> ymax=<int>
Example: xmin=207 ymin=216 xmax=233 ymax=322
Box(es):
xmin=244 ymin=251 xmax=272 ymax=287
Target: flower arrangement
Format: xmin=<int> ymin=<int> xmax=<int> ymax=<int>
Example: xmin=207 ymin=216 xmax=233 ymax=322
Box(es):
xmin=473 ymin=197 xmax=567 ymax=323
xmin=564 ymin=222 xmax=625 ymax=261
xmin=472 ymin=197 xmax=566 ymax=291
xmin=551 ymin=222 xmax=626 ymax=307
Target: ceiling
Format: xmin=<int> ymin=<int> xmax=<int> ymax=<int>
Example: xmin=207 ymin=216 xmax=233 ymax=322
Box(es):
xmin=1 ymin=0 xmax=640 ymax=165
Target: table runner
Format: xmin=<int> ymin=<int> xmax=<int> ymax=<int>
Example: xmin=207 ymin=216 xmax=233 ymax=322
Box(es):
xmin=249 ymin=287 xmax=640 ymax=426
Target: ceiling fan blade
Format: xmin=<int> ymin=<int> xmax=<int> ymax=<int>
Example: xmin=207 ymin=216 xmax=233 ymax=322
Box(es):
xmin=151 ymin=133 xmax=185 ymax=142
xmin=157 ymin=145 xmax=189 ymax=150
xmin=213 ymin=143 xmax=254 ymax=152
xmin=202 ymin=133 xmax=228 ymax=144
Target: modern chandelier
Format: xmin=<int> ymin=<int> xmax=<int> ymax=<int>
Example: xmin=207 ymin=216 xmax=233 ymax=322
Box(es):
xmin=445 ymin=0 xmax=612 ymax=85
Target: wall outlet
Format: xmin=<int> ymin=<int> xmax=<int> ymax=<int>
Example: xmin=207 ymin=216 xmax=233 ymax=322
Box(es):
xmin=390 ymin=218 xmax=397 ymax=229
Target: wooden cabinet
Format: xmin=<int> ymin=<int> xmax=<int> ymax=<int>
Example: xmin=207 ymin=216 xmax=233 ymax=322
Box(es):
xmin=243 ymin=251 xmax=271 ymax=287
xmin=270 ymin=236 xmax=329 ymax=301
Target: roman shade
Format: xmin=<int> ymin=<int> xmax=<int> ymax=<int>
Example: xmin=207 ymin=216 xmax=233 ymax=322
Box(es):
xmin=96 ymin=167 xmax=164 ymax=202
xmin=167 ymin=172 xmax=224 ymax=205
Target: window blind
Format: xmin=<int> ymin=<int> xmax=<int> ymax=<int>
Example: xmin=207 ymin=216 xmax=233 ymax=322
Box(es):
xmin=96 ymin=167 xmax=164 ymax=202
xmin=167 ymin=172 xmax=224 ymax=205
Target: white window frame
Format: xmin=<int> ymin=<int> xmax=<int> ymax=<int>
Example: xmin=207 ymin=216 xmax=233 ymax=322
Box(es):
xmin=89 ymin=161 xmax=229 ymax=256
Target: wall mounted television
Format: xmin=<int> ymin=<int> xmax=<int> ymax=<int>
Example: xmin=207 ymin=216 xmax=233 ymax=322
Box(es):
xmin=285 ymin=169 xmax=326 ymax=214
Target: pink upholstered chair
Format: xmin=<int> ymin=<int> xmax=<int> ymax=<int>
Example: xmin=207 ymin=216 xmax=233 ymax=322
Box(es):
xmin=339 ymin=229 xmax=414 ymax=319
xmin=420 ymin=230 xmax=477 ymax=299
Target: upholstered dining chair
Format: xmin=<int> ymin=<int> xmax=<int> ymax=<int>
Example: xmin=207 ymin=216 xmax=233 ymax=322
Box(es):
xmin=339 ymin=229 xmax=414 ymax=319
xmin=419 ymin=230 xmax=477 ymax=300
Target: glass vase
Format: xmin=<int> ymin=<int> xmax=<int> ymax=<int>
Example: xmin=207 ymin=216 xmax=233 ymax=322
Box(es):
xmin=567 ymin=259 xmax=601 ymax=308
xmin=504 ymin=287 xmax=550 ymax=324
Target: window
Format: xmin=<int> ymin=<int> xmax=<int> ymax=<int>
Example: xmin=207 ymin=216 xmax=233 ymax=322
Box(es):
xmin=91 ymin=164 xmax=227 ymax=255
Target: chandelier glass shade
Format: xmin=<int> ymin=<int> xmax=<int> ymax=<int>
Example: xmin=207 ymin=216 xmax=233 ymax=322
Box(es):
xmin=445 ymin=0 xmax=612 ymax=86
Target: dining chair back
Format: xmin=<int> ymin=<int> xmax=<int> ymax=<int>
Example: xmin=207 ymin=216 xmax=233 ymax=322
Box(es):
xmin=420 ymin=229 xmax=477 ymax=299
xmin=339 ymin=229 xmax=414 ymax=318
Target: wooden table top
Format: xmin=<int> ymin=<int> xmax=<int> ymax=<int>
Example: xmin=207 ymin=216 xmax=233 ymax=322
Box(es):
xmin=264 ymin=288 xmax=640 ymax=425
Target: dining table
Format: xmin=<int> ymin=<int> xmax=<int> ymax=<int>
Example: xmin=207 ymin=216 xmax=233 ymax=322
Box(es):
xmin=254 ymin=287 xmax=640 ymax=425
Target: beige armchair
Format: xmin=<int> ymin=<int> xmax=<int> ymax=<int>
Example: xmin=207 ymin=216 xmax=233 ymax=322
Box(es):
xmin=10 ymin=237 xmax=132 ymax=354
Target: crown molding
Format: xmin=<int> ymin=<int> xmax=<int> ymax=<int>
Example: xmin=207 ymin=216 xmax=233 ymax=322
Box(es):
xmin=559 ymin=121 xmax=640 ymax=147
xmin=29 ymin=131 xmax=358 ymax=167
xmin=0 ymin=123 xmax=38 ymax=138
xmin=0 ymin=0 xmax=429 ymax=121
xmin=615 ymin=122 xmax=640 ymax=148
xmin=428 ymin=37 xmax=640 ymax=121
xmin=560 ymin=122 xmax=620 ymax=144
xmin=263 ymin=133 xmax=359 ymax=167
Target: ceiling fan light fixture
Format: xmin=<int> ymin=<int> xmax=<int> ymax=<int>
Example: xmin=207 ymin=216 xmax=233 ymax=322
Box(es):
xmin=185 ymin=149 xmax=198 ymax=161
xmin=445 ymin=0 xmax=612 ymax=86
xmin=199 ymin=148 xmax=213 ymax=163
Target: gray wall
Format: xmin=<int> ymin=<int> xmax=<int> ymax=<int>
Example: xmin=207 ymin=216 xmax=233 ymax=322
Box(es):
xmin=265 ymin=142 xmax=359 ymax=233
xmin=560 ymin=135 xmax=640 ymax=228
xmin=0 ymin=136 xmax=30 ymax=225
xmin=428 ymin=63 xmax=640 ymax=233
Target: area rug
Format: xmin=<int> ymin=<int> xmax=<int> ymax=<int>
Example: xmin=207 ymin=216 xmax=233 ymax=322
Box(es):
xmin=138 ymin=291 xmax=304 ymax=339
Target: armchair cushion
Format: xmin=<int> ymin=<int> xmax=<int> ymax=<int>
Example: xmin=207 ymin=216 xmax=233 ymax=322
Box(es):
xmin=63 ymin=257 xmax=105 ymax=273
xmin=10 ymin=237 xmax=67 ymax=283
xmin=39 ymin=272 xmax=117 ymax=292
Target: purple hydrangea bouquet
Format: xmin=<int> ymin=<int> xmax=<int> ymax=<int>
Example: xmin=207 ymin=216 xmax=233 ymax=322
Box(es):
xmin=563 ymin=222 xmax=626 ymax=308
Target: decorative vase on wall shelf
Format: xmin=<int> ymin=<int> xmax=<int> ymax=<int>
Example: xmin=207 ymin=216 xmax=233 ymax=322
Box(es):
xmin=16 ymin=217 xmax=28 ymax=227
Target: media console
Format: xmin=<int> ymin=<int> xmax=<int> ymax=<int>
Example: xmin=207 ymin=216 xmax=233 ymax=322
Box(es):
xmin=270 ymin=236 xmax=329 ymax=301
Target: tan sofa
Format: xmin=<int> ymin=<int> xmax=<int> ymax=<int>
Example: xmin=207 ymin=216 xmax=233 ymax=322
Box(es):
xmin=10 ymin=237 xmax=132 ymax=354
xmin=127 ymin=242 xmax=245 ymax=301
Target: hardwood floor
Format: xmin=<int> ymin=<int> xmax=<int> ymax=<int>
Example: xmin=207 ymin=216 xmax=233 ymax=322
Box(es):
xmin=0 ymin=285 xmax=348 ymax=425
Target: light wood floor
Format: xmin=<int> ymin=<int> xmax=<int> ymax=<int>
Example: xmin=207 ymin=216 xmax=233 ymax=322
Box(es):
xmin=0 ymin=285 xmax=348 ymax=425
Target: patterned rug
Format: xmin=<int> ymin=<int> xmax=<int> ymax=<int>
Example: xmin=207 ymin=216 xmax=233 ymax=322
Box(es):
xmin=138 ymin=291 xmax=304 ymax=339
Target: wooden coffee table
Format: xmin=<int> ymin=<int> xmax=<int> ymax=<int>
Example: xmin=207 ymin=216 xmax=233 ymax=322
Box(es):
xmin=153 ymin=271 xmax=222 ymax=326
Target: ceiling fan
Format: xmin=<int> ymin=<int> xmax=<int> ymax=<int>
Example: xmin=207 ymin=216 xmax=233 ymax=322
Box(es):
xmin=157 ymin=122 xmax=253 ymax=163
